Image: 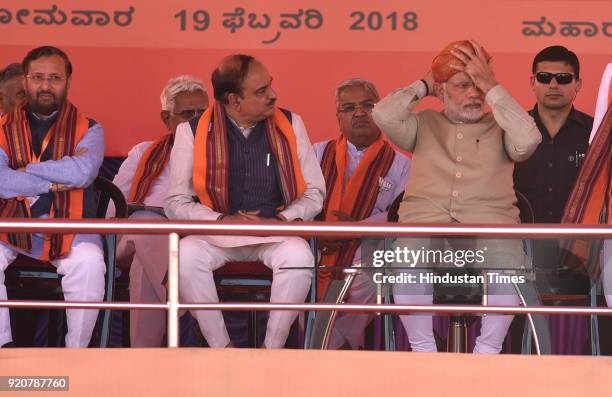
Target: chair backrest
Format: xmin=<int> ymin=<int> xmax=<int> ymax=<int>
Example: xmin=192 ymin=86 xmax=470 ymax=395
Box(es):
xmin=94 ymin=176 xmax=128 ymax=219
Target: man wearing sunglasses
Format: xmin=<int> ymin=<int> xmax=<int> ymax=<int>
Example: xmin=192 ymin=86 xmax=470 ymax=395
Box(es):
xmin=108 ymin=75 xmax=208 ymax=347
xmin=514 ymin=46 xmax=594 ymax=312
xmin=313 ymin=78 xmax=411 ymax=349
xmin=515 ymin=45 xmax=593 ymax=224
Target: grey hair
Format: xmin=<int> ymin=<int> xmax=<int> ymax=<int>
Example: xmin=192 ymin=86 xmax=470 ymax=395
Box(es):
xmin=160 ymin=75 xmax=207 ymax=112
xmin=335 ymin=78 xmax=380 ymax=106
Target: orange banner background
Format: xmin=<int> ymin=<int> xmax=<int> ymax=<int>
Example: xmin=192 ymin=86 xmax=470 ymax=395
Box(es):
xmin=1 ymin=0 xmax=610 ymax=155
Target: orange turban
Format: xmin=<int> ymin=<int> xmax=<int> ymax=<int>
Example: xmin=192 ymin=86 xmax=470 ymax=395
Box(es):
xmin=431 ymin=40 xmax=492 ymax=83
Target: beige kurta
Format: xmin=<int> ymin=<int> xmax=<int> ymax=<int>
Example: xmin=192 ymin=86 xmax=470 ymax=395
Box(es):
xmin=372 ymin=81 xmax=542 ymax=269
xmin=373 ymin=81 xmax=542 ymax=224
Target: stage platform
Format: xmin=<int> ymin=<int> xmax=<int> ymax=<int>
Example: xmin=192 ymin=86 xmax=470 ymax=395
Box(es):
xmin=1 ymin=348 xmax=611 ymax=396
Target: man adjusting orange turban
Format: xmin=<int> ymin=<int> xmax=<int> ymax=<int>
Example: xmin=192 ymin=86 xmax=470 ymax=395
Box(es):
xmin=432 ymin=40 xmax=492 ymax=82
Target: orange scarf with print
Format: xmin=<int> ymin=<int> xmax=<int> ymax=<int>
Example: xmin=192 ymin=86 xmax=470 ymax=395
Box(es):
xmin=561 ymin=105 xmax=611 ymax=276
xmin=128 ymin=133 xmax=173 ymax=204
xmin=192 ymin=102 xmax=305 ymax=213
xmin=317 ymin=135 xmax=396 ymax=297
xmin=0 ymin=102 xmax=88 ymax=260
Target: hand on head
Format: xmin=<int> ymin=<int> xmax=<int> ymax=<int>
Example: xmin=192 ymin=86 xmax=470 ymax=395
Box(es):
xmin=448 ymin=40 xmax=498 ymax=94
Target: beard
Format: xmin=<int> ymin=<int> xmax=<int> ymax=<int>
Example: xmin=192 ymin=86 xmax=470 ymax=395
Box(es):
xmin=443 ymin=92 xmax=484 ymax=123
xmin=27 ymin=89 xmax=66 ymax=116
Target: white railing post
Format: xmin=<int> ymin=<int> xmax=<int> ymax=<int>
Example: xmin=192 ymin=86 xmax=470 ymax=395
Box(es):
xmin=167 ymin=232 xmax=180 ymax=348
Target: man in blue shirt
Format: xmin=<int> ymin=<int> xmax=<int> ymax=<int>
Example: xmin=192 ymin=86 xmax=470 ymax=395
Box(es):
xmin=0 ymin=46 xmax=105 ymax=348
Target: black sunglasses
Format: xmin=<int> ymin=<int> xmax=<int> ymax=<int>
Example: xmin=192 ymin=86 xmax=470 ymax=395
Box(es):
xmin=535 ymin=72 xmax=575 ymax=85
xmin=174 ymin=108 xmax=207 ymax=120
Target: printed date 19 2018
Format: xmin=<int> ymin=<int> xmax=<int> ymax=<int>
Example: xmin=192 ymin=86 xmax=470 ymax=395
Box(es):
xmin=0 ymin=376 xmax=69 ymax=391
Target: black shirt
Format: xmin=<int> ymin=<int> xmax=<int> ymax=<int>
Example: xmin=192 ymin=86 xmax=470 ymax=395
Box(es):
xmin=514 ymin=105 xmax=593 ymax=223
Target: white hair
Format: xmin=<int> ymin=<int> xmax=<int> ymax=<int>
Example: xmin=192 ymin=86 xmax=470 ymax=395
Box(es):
xmin=160 ymin=75 xmax=207 ymax=112
xmin=335 ymin=78 xmax=380 ymax=107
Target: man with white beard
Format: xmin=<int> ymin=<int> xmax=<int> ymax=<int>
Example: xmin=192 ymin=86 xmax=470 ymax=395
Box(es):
xmin=372 ymin=40 xmax=542 ymax=353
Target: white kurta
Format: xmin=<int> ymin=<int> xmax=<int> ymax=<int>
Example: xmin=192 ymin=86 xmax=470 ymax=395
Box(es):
xmin=164 ymin=112 xmax=326 ymax=247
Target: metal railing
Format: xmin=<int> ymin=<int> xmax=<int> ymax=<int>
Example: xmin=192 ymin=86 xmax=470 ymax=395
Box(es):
xmin=0 ymin=219 xmax=610 ymax=348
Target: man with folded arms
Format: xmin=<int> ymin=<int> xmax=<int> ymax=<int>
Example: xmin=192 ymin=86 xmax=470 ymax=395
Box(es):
xmin=0 ymin=46 xmax=105 ymax=348
xmin=165 ymin=54 xmax=325 ymax=348
xmin=314 ymin=78 xmax=410 ymax=349
xmin=109 ymin=75 xmax=208 ymax=347
xmin=372 ymin=40 xmax=541 ymax=353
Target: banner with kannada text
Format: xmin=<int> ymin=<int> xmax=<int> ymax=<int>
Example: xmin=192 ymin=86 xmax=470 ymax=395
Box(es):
xmin=1 ymin=0 xmax=610 ymax=155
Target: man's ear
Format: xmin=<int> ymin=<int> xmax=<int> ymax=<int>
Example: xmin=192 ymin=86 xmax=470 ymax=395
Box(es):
xmin=227 ymin=93 xmax=240 ymax=110
xmin=160 ymin=110 xmax=171 ymax=130
xmin=575 ymin=77 xmax=582 ymax=94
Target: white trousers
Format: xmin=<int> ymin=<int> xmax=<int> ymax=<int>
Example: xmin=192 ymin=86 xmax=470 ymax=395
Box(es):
xmin=0 ymin=241 xmax=106 ymax=347
xmin=329 ymin=271 xmax=376 ymax=349
xmin=179 ymin=236 xmax=313 ymax=348
xmin=393 ymin=279 xmax=519 ymax=353
xmin=391 ymin=236 xmax=524 ymax=354
xmin=117 ymin=211 xmax=168 ymax=347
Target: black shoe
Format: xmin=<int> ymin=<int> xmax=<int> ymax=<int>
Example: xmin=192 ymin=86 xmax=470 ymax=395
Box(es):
xmin=1 ymin=341 xmax=17 ymax=348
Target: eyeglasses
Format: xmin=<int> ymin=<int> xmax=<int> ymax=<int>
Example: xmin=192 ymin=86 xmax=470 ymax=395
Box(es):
xmin=26 ymin=74 xmax=66 ymax=85
xmin=338 ymin=102 xmax=376 ymax=114
xmin=174 ymin=108 xmax=207 ymax=120
xmin=535 ymin=72 xmax=575 ymax=85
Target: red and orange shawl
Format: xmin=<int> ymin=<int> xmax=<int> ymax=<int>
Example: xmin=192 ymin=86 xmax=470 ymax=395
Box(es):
xmin=128 ymin=133 xmax=173 ymax=204
xmin=317 ymin=135 xmax=396 ymax=297
xmin=192 ymin=102 xmax=305 ymax=213
xmin=0 ymin=102 xmax=88 ymax=260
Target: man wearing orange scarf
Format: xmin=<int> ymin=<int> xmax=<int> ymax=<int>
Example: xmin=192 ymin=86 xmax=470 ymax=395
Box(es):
xmin=0 ymin=46 xmax=105 ymax=348
xmin=165 ymin=54 xmax=325 ymax=348
xmin=108 ymin=75 xmax=208 ymax=347
xmin=314 ymin=78 xmax=410 ymax=349
xmin=373 ymin=40 xmax=541 ymax=353
xmin=562 ymin=63 xmax=611 ymax=306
